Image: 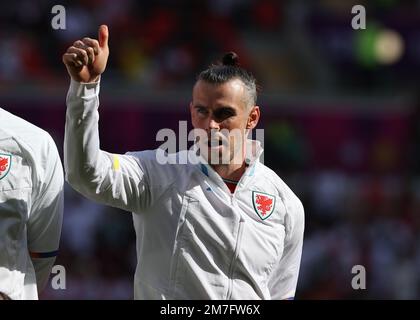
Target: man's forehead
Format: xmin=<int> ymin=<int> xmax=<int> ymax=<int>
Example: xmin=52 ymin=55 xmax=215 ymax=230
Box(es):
xmin=194 ymin=79 xmax=246 ymax=94
xmin=192 ymin=79 xmax=247 ymax=105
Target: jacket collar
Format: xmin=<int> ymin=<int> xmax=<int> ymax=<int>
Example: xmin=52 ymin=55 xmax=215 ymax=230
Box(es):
xmin=190 ymin=139 xmax=264 ymax=180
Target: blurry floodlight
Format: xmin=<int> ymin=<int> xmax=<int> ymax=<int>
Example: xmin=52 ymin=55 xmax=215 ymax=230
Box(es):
xmin=374 ymin=29 xmax=404 ymax=65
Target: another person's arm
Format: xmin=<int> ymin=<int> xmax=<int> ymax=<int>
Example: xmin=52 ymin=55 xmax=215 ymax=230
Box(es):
xmin=28 ymin=133 xmax=64 ymax=293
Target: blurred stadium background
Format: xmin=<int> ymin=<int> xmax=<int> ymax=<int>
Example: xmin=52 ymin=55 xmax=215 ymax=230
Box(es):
xmin=1 ymin=0 xmax=419 ymax=299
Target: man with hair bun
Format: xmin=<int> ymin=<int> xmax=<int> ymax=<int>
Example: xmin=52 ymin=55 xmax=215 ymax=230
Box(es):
xmin=63 ymin=25 xmax=304 ymax=300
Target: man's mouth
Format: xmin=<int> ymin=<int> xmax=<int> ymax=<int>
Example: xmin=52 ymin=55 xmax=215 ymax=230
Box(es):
xmin=205 ymin=133 xmax=231 ymax=148
xmin=207 ymin=139 xmax=224 ymax=148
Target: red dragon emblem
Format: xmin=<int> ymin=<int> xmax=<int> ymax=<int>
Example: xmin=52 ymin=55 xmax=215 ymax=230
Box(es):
xmin=252 ymin=191 xmax=275 ymax=220
xmin=0 ymin=157 xmax=9 ymax=171
xmin=0 ymin=154 xmax=11 ymax=180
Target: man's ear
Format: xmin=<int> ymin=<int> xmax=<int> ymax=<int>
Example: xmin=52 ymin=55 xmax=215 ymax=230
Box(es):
xmin=246 ymin=106 xmax=260 ymax=129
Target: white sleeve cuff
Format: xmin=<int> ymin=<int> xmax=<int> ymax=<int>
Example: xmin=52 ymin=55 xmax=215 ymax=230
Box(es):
xmin=68 ymin=77 xmax=101 ymax=100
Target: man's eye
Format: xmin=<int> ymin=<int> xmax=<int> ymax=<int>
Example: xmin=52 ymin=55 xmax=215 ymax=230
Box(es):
xmin=215 ymin=110 xmax=233 ymax=119
xmin=197 ymin=108 xmax=208 ymax=114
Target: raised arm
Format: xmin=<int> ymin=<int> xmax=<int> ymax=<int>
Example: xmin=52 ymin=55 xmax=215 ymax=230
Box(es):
xmin=63 ymin=25 xmax=149 ymax=213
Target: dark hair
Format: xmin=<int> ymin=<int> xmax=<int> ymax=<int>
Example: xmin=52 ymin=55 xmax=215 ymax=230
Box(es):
xmin=197 ymin=52 xmax=258 ymax=107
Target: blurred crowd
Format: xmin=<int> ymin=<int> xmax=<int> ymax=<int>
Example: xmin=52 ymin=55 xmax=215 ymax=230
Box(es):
xmin=0 ymin=0 xmax=419 ymax=299
xmin=2 ymin=0 xmax=420 ymax=92
xmin=0 ymin=0 xmax=277 ymax=89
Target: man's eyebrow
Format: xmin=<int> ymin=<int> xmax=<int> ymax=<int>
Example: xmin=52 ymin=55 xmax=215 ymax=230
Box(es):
xmin=193 ymin=104 xmax=236 ymax=113
xmin=216 ymin=105 xmax=236 ymax=112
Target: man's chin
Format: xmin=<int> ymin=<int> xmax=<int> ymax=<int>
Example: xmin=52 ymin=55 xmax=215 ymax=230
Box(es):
xmin=198 ymin=145 xmax=231 ymax=165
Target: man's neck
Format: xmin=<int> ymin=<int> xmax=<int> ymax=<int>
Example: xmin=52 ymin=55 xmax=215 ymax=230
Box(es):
xmin=211 ymin=161 xmax=247 ymax=182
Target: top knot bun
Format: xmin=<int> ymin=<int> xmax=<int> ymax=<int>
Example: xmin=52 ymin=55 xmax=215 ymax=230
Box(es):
xmin=222 ymin=52 xmax=239 ymax=67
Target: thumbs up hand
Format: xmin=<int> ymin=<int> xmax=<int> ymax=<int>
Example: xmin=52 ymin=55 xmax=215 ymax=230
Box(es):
xmin=62 ymin=25 xmax=109 ymax=83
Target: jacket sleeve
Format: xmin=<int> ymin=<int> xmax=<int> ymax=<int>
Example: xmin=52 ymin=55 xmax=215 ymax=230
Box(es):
xmin=27 ymin=133 xmax=64 ymax=293
xmin=267 ymin=195 xmax=305 ymax=300
xmin=64 ymin=79 xmax=152 ymax=213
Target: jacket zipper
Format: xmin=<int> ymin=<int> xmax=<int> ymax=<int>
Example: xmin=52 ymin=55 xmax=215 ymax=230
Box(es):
xmin=226 ymin=218 xmax=244 ymax=299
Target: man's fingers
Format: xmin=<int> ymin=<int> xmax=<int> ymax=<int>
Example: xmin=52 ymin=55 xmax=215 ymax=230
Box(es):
xmin=63 ymin=53 xmax=83 ymax=67
xmin=98 ymin=24 xmax=109 ymax=48
xmin=67 ymin=46 xmax=89 ymax=66
xmin=67 ymin=46 xmax=88 ymax=65
xmin=73 ymin=40 xmax=85 ymax=48
xmin=73 ymin=41 xmax=95 ymax=64
xmin=82 ymin=37 xmax=100 ymax=55
xmin=85 ymin=47 xmax=95 ymax=64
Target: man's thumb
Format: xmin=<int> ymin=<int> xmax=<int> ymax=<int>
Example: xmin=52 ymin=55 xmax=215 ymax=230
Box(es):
xmin=98 ymin=25 xmax=109 ymax=48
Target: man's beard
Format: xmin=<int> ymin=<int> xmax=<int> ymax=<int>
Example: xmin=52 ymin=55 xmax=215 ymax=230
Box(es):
xmin=194 ymin=130 xmax=245 ymax=166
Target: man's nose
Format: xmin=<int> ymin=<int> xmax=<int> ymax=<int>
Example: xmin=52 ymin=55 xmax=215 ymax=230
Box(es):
xmin=208 ymin=118 xmax=220 ymax=131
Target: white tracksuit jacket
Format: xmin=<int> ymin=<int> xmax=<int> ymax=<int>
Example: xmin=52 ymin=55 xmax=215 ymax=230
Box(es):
xmin=0 ymin=108 xmax=64 ymax=300
xmin=64 ymin=79 xmax=305 ymax=300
